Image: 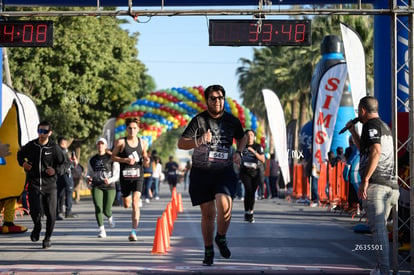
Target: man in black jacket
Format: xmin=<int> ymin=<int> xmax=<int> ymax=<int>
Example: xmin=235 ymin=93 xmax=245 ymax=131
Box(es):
xmin=17 ymin=121 xmax=65 ymax=249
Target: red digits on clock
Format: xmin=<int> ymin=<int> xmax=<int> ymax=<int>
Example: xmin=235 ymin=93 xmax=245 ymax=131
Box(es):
xmin=3 ymin=25 xmax=14 ymax=42
xmin=262 ymin=23 xmax=272 ymax=42
xmin=22 ymin=24 xmax=34 ymax=43
xmin=37 ymin=24 xmax=48 ymax=42
xmin=295 ymin=24 xmax=306 ymax=42
xmin=281 ymin=24 xmax=292 ymax=41
xmin=248 ymin=23 xmax=258 ymax=42
xmin=215 ymin=25 xmax=226 ymax=41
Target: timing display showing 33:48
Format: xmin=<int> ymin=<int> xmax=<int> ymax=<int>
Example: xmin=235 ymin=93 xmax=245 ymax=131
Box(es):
xmin=209 ymin=19 xmax=311 ymax=46
xmin=0 ymin=21 xmax=53 ymax=47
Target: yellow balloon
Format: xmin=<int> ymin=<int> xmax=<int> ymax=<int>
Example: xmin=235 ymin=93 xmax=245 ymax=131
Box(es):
xmin=116 ymin=119 xmax=125 ymax=127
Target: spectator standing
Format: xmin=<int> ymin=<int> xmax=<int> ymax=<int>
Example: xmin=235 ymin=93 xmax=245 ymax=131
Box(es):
xmin=86 ymin=137 xmax=119 ymax=238
xmin=305 ymin=147 xmax=319 ymax=207
xmin=56 ymin=137 xmax=77 ymax=220
xmin=165 ymin=156 xmax=179 ymax=193
xmin=71 ymin=152 xmax=84 ymax=204
xmin=239 ymin=129 xmax=265 ymax=223
xmin=151 ymin=156 xmax=162 ymax=200
xmin=335 ymin=146 xmax=346 ymax=163
xmin=268 ymin=154 xmax=280 ymax=198
xmin=346 ymin=96 xmax=400 ymax=275
xmin=177 ymin=84 xmax=247 ymax=266
xmin=17 ymin=121 xmax=65 ymax=249
xmin=183 ymin=160 xmax=191 ymax=192
xmin=111 ymin=117 xmax=150 ymax=242
xmin=143 ymin=154 xmax=153 ymax=203
xmin=263 ymin=155 xmax=271 ymax=199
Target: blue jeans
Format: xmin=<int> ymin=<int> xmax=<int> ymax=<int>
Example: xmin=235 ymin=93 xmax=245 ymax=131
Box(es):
xmin=310 ymin=176 xmax=319 ymax=202
xmin=151 ymin=177 xmax=160 ymax=198
xmin=144 ymin=176 xmax=154 ymax=199
xmin=366 ymin=184 xmax=399 ymax=274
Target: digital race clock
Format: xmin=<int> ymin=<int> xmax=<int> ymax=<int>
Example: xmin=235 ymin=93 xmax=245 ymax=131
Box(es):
xmin=209 ymin=19 xmax=311 ymax=46
xmin=0 ymin=21 xmax=53 ymax=47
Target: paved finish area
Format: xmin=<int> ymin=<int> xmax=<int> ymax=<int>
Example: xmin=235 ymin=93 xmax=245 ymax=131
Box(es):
xmin=0 ymin=184 xmax=410 ymax=274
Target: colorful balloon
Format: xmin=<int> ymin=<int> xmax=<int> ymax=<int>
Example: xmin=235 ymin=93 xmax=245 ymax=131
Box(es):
xmin=114 ymin=86 xmax=266 ymax=146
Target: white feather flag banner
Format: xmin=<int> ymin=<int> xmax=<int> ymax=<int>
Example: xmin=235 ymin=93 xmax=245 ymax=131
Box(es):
xmin=262 ymin=88 xmax=290 ymax=185
xmin=312 ymin=63 xmax=348 ymax=177
xmin=340 ymin=22 xmax=366 ymax=115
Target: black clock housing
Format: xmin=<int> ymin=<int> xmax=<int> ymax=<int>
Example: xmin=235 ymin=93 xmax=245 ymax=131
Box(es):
xmin=0 ymin=21 xmax=53 ymax=47
xmin=209 ymin=19 xmax=311 ymax=46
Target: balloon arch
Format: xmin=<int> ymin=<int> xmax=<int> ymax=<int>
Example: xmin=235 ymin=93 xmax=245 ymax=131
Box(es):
xmin=114 ymin=86 xmax=266 ymax=148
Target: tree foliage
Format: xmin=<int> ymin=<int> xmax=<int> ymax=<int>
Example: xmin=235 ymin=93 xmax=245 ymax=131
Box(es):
xmin=6 ymin=8 xmax=155 ymax=157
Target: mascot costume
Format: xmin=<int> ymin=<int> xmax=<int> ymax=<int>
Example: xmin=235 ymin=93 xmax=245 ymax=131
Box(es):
xmin=0 ymin=84 xmax=39 ymax=233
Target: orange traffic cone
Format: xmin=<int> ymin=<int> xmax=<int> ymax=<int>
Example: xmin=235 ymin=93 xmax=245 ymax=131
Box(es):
xmin=166 ymin=203 xmax=174 ymax=235
xmin=178 ymin=193 xmax=183 ymax=213
xmin=172 ymin=187 xmax=177 ymax=201
xmin=171 ymin=196 xmax=178 ymax=221
xmin=151 ymin=217 xmax=166 ymax=254
xmin=161 ymin=212 xmax=170 ymax=250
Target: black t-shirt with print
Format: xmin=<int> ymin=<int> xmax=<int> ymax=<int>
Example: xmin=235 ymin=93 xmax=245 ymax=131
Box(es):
xmin=181 ymin=111 xmax=245 ymax=171
xmin=359 ymin=117 xmax=398 ymax=189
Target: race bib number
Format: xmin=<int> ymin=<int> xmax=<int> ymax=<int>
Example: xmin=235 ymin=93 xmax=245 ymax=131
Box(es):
xmin=122 ymin=168 xmax=140 ymax=179
xmin=243 ymin=162 xmax=258 ymax=169
xmin=208 ymin=151 xmax=229 ymax=161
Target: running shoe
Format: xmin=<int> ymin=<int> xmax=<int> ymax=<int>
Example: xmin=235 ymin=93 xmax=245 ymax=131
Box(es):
xmin=98 ymin=228 xmax=107 ymax=238
xmin=108 ymin=216 xmax=115 ymax=228
xmin=128 ymin=230 xmax=137 ymax=241
xmin=244 ymin=213 xmax=255 ymax=223
xmin=214 ymin=234 xmax=231 ymax=259
xmin=42 ymin=239 xmax=51 ymax=249
xmin=202 ymin=247 xmax=214 ymax=266
xmin=30 ymin=223 xmax=41 ymax=242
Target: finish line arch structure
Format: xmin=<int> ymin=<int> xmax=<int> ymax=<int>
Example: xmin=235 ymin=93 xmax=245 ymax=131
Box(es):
xmin=114 ymin=86 xmax=266 ymax=148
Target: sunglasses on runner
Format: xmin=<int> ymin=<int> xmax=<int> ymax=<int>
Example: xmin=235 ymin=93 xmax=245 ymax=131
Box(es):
xmin=38 ymin=129 xmax=50 ymax=134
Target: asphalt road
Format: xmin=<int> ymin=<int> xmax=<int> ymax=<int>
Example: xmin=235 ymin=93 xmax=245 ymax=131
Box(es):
xmin=0 ymin=183 xmax=410 ymax=274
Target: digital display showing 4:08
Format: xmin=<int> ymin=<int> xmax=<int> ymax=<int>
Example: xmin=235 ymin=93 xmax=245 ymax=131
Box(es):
xmin=0 ymin=21 xmax=53 ymax=47
xmin=209 ymin=19 xmax=311 ymax=46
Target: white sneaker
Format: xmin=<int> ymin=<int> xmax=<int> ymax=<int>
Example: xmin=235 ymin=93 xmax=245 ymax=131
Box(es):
xmin=310 ymin=202 xmax=319 ymax=208
xmin=108 ymin=217 xmax=115 ymax=229
xmin=145 ymin=198 xmax=150 ymax=203
xmin=138 ymin=199 xmax=143 ymax=207
xmin=98 ymin=228 xmax=107 ymax=238
xmin=155 ymin=196 xmax=160 ymax=200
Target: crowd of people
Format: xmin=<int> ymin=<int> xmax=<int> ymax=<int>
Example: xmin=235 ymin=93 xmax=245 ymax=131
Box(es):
xmin=3 ymin=86 xmax=398 ymax=274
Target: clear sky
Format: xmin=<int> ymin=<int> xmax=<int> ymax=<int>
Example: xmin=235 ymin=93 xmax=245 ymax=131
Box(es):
xmin=121 ymin=15 xmax=256 ymax=103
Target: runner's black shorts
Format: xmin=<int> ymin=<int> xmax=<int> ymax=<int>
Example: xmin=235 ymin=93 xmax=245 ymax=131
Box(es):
xmin=120 ymin=177 xmax=143 ymax=197
xmin=189 ymin=166 xmax=238 ymax=206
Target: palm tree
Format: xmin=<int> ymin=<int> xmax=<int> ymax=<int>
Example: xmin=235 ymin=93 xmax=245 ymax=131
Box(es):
xmin=236 ymin=12 xmax=374 ymax=151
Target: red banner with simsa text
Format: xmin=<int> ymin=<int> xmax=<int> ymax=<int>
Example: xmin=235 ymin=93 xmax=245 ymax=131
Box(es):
xmin=312 ymin=63 xmax=348 ymax=177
